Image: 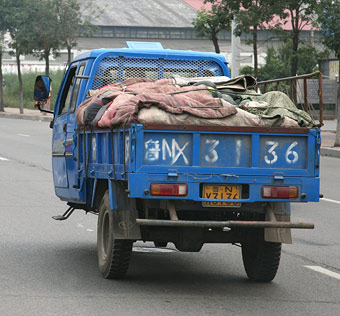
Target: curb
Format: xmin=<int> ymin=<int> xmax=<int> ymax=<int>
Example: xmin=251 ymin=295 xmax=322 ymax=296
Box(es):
xmin=0 ymin=112 xmax=52 ymax=122
xmin=320 ymin=148 xmax=340 ymax=159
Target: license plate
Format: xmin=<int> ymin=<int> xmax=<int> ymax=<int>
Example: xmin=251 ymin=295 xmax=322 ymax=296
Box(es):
xmin=202 ymin=184 xmax=241 ymax=207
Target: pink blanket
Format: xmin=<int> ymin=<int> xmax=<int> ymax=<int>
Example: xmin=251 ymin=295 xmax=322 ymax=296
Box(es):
xmin=76 ymin=78 xmax=237 ymax=128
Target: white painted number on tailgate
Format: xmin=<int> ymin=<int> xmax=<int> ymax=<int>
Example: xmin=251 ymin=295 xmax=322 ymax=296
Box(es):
xmin=205 ymin=139 xmax=219 ymax=163
xmin=264 ymin=141 xmax=299 ymax=165
xmin=235 ymin=139 xmax=242 ymax=166
xmin=285 ymin=141 xmax=299 ymax=164
xmin=264 ymin=141 xmax=279 ymax=164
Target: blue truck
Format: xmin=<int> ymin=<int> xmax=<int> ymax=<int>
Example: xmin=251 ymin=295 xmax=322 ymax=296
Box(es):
xmin=35 ymin=42 xmax=320 ymax=282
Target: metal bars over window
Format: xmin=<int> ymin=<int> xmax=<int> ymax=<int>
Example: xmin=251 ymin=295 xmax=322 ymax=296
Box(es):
xmin=91 ymin=56 xmax=224 ymax=90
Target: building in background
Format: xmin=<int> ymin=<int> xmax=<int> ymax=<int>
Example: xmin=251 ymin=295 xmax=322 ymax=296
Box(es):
xmin=2 ymin=0 xmax=325 ymax=74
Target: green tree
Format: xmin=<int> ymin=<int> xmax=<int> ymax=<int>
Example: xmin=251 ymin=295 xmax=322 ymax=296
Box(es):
xmin=233 ymin=1 xmax=272 ymax=78
xmin=240 ymin=65 xmax=255 ymax=76
xmin=0 ymin=1 xmax=13 ymax=112
xmin=258 ymin=41 xmax=320 ymax=82
xmin=6 ymin=0 xmax=36 ymax=114
xmin=276 ymin=0 xmax=318 ymax=77
xmin=0 ymin=39 xmax=3 ymax=112
xmin=206 ymin=0 xmax=284 ymax=78
xmin=317 ymin=0 xmax=340 ymax=146
xmin=31 ymin=0 xmax=61 ymax=76
xmin=205 ymin=0 xmax=318 ymax=78
xmin=53 ymin=0 xmax=100 ymax=65
xmin=318 ymin=0 xmax=340 ymax=67
xmin=192 ymin=4 xmax=232 ymax=53
xmin=262 ymin=0 xmax=319 ymax=102
xmin=0 ymin=1 xmax=7 ymax=112
xmin=54 ymin=0 xmax=82 ymax=65
xmin=258 ymin=46 xmax=287 ymax=81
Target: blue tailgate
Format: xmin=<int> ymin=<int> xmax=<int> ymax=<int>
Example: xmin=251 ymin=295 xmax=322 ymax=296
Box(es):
xmin=127 ymin=125 xmax=320 ymax=203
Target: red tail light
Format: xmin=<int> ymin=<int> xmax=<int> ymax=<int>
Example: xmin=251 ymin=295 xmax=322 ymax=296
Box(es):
xmin=150 ymin=184 xmax=188 ymax=196
xmin=262 ymin=186 xmax=298 ymax=199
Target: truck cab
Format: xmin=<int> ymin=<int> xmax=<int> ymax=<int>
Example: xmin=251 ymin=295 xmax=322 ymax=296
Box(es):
xmin=51 ymin=45 xmax=230 ymax=203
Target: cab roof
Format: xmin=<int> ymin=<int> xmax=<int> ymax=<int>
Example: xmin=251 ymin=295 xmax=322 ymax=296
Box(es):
xmin=74 ymin=47 xmax=228 ymax=64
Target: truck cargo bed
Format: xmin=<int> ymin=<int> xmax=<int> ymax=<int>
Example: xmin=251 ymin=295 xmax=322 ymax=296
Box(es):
xmin=78 ymin=124 xmax=320 ymax=204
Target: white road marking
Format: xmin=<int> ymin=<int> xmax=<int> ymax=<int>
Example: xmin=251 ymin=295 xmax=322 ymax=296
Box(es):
xmin=305 ymin=266 xmax=340 ymax=280
xmin=321 ymin=198 xmax=340 ymax=205
xmin=17 ymin=134 xmax=30 ymax=137
xmin=0 ymin=157 xmax=9 ymax=161
xmin=76 ymin=223 xmax=94 ymax=232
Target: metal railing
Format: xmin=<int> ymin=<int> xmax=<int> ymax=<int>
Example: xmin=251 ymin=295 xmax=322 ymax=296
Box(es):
xmin=256 ymin=72 xmax=323 ymax=126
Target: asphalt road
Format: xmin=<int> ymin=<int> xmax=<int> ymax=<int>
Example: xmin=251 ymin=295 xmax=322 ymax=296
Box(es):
xmin=0 ymin=117 xmax=339 ymax=316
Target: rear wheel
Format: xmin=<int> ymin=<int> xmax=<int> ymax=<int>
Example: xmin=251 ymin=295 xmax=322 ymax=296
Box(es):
xmin=97 ymin=191 xmax=133 ymax=279
xmin=241 ymin=231 xmax=281 ymax=282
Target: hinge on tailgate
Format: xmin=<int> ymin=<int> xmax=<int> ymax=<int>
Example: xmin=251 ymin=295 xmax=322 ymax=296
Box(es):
xmin=168 ymin=169 xmax=178 ymax=178
xmin=130 ymin=124 xmax=137 ymax=163
xmin=273 ymin=173 xmax=284 ymax=181
xmin=316 ymin=133 xmax=321 ymax=146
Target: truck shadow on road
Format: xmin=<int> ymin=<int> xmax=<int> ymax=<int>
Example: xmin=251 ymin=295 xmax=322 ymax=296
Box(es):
xmin=26 ymin=242 xmax=282 ymax=296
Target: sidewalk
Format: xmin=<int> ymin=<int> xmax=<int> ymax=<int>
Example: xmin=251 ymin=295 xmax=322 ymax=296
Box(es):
xmin=0 ymin=107 xmax=53 ymax=122
xmin=317 ymin=119 xmax=340 ymax=158
xmin=1 ymin=107 xmax=340 ymax=158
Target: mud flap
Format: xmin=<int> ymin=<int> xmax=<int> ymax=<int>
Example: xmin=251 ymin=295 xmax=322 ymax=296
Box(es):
xmin=109 ymin=180 xmax=141 ymax=240
xmin=265 ymin=202 xmax=292 ymax=244
xmin=112 ymin=208 xmax=141 ymax=240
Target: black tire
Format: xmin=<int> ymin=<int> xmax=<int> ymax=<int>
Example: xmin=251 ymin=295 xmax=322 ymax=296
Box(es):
xmin=241 ymin=231 xmax=281 ymax=282
xmin=97 ymin=191 xmax=133 ymax=279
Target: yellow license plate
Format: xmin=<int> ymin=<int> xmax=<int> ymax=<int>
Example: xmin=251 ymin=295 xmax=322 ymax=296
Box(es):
xmin=202 ymin=184 xmax=241 ymax=207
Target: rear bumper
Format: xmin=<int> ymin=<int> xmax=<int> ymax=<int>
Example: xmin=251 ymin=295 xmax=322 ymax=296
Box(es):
xmin=136 ymin=218 xmax=314 ymax=229
xmin=128 ymin=173 xmax=320 ymax=203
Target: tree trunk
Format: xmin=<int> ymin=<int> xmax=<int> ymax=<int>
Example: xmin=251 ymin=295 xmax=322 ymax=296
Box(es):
xmin=44 ymin=49 xmax=50 ymax=77
xmin=290 ymin=29 xmax=299 ymax=104
xmin=67 ymin=45 xmax=72 ymax=65
xmin=290 ymin=8 xmax=300 ymax=78
xmin=211 ymin=32 xmax=220 ymax=54
xmin=253 ymin=26 xmax=258 ymax=78
xmin=0 ymin=48 xmax=4 ymax=112
xmin=334 ymin=68 xmax=340 ymax=147
xmin=15 ymin=47 xmax=24 ymax=114
xmin=291 ymin=29 xmax=299 ymax=77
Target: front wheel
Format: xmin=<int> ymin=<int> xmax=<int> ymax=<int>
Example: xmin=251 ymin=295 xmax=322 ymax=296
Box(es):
xmin=241 ymin=231 xmax=281 ymax=282
xmin=97 ymin=191 xmax=133 ymax=279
